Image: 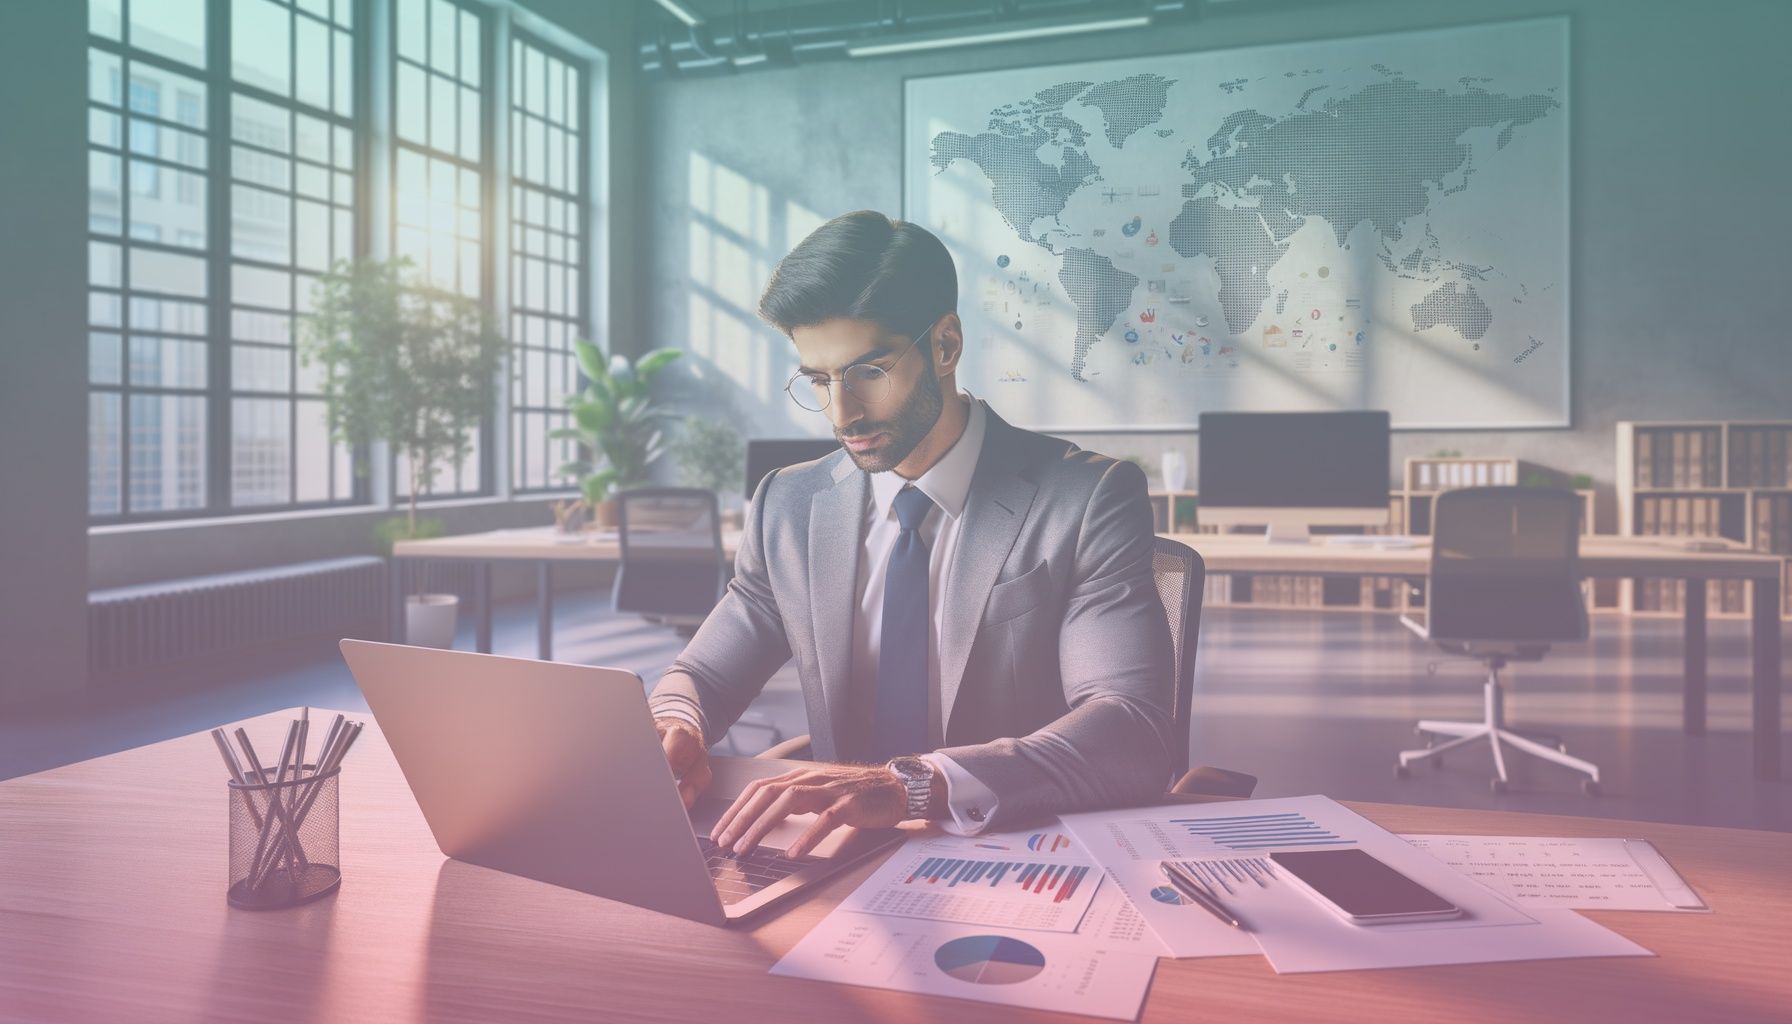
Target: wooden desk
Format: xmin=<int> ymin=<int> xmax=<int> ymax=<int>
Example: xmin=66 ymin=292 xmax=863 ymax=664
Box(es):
xmin=2 ymin=710 xmax=1787 ymax=1023
xmin=1171 ymin=533 xmax=1786 ymax=781
xmin=390 ymin=527 xmax=742 ymax=660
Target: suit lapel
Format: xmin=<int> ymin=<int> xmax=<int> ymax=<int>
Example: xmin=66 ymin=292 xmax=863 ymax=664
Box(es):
xmin=939 ymin=409 xmax=1038 ymax=731
xmin=808 ymin=453 xmax=865 ymax=754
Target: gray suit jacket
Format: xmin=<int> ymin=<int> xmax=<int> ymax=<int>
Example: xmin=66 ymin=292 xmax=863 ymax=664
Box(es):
xmin=649 ymin=401 xmax=1175 ymax=829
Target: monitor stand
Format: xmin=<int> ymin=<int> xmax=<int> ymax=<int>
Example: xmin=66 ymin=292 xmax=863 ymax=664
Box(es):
xmin=1263 ymin=521 xmax=1314 ymax=544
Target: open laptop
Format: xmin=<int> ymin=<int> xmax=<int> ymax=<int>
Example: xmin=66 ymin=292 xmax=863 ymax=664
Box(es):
xmin=339 ymin=639 xmax=900 ymax=926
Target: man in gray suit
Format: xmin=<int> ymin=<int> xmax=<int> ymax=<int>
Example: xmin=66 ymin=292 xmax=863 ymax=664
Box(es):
xmin=652 ymin=211 xmax=1174 ymax=857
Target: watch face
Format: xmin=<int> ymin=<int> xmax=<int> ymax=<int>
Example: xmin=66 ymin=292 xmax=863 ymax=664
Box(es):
xmin=889 ymin=756 xmax=931 ymax=780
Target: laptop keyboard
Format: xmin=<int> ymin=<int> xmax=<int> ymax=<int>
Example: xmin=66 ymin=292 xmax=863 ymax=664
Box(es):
xmin=697 ymin=836 xmax=808 ymax=906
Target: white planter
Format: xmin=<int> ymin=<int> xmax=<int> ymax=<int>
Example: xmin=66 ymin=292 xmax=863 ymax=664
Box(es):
xmin=1161 ymin=450 xmax=1189 ymax=492
xmin=405 ymin=594 xmax=459 ymax=649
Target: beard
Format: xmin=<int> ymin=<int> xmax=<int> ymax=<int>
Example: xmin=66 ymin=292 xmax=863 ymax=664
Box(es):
xmin=836 ymin=366 xmax=944 ymax=474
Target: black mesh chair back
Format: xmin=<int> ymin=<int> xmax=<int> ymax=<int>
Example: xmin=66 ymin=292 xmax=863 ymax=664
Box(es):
xmin=1150 ymin=537 xmax=1206 ymax=778
xmin=1427 ymin=486 xmax=1587 ymax=644
xmin=613 ymin=488 xmax=725 ymax=620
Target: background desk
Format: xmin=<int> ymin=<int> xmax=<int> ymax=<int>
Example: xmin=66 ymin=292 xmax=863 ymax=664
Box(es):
xmin=1173 ymin=533 xmax=1786 ymax=781
xmin=391 ymin=527 xmax=743 ymax=660
xmin=394 ymin=528 xmax=1784 ymax=780
xmin=1 ymin=710 xmax=1788 ymax=1023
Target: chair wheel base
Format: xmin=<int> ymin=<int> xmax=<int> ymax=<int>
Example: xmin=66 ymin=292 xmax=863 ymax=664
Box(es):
xmin=1394 ymin=764 xmax=1411 ymax=780
xmin=1581 ymin=779 xmax=1602 ymax=797
xmin=1490 ymin=778 xmax=1508 ymax=795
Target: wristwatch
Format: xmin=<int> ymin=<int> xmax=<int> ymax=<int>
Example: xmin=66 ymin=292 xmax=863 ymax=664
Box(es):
xmin=886 ymin=756 xmax=936 ymax=819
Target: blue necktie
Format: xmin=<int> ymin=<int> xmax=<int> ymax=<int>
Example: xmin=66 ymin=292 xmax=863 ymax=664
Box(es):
xmin=873 ymin=486 xmax=935 ymax=762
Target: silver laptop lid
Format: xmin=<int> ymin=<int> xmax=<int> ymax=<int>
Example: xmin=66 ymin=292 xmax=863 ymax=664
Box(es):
xmin=339 ymin=639 xmax=726 ymax=926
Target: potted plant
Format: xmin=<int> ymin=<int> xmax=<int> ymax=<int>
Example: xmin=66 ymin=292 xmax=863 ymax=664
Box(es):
xmin=299 ymin=258 xmax=506 ymax=648
xmin=671 ymin=414 xmax=745 ymax=526
xmin=551 ymin=339 xmax=682 ymax=528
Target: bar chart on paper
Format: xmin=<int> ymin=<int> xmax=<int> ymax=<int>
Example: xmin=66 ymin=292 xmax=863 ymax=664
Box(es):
xmin=837 ymin=847 xmax=1104 ymax=932
xmin=1169 ymin=812 xmax=1352 ymax=852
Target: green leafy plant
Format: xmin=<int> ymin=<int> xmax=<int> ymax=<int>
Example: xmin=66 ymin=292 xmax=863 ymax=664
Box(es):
xmin=672 ymin=415 xmax=745 ymax=497
xmin=1428 ymin=448 xmax=1463 ymax=458
xmin=1570 ymin=473 xmax=1594 ymax=490
xmin=551 ymin=339 xmax=683 ymax=507
xmin=299 ymin=257 xmax=507 ymax=541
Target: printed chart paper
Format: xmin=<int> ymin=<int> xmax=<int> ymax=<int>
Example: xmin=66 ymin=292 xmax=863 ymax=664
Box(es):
xmin=1402 ymin=835 xmax=1708 ymax=911
xmin=771 ymin=913 xmax=1159 ymax=1021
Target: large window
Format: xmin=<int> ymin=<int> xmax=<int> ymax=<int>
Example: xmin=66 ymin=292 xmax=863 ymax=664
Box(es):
xmin=392 ymin=0 xmax=488 ymax=498
xmin=507 ymin=32 xmax=584 ymax=493
xmin=88 ymin=0 xmax=601 ymax=523
xmin=227 ymin=0 xmax=359 ymax=507
xmin=88 ymin=0 xmax=214 ymax=518
xmin=87 ymin=0 xmax=362 ymax=521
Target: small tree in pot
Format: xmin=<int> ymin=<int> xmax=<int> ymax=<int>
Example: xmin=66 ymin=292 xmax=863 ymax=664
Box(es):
xmin=299 ymin=258 xmax=506 ymax=646
xmin=552 ymin=339 xmax=682 ymax=526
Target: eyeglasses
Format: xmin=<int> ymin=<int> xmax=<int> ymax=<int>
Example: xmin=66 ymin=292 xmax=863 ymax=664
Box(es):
xmin=785 ymin=321 xmax=934 ymax=413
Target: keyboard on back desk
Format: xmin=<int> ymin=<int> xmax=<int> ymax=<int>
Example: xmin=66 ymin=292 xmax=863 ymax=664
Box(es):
xmin=697 ymin=836 xmax=808 ymax=905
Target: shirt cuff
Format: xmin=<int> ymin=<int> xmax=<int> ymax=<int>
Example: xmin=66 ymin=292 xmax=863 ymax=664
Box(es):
xmin=649 ymin=694 xmax=708 ymax=741
xmin=919 ymin=752 xmax=998 ymax=836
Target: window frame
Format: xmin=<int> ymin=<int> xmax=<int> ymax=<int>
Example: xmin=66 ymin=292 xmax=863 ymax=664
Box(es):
xmin=87 ymin=0 xmax=372 ymax=525
xmin=505 ymin=25 xmax=590 ymax=495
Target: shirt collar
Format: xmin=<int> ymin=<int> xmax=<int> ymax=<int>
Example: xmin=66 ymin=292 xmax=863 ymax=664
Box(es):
xmin=869 ymin=396 xmax=987 ymax=522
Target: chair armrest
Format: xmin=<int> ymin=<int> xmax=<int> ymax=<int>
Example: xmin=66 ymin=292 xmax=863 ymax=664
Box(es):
xmin=1169 ymin=765 xmax=1258 ymax=798
xmin=756 ymin=734 xmax=813 ymax=760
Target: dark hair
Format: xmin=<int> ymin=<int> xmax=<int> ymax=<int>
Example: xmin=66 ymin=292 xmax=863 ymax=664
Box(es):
xmin=757 ymin=210 xmax=957 ymax=341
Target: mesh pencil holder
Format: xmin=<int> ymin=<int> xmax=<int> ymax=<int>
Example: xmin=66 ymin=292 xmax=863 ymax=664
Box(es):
xmin=227 ymin=763 xmax=342 ymax=910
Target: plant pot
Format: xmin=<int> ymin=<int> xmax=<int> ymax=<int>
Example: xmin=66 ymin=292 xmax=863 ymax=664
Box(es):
xmin=592 ymin=498 xmax=620 ymax=528
xmin=405 ymin=594 xmax=459 ymax=649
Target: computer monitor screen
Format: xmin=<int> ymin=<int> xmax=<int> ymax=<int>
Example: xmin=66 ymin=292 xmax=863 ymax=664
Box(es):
xmin=745 ymin=439 xmax=841 ymax=501
xmin=1198 ymin=411 xmax=1390 ymax=537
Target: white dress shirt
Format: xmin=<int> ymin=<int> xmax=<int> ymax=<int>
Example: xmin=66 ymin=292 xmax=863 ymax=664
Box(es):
xmin=851 ymin=396 xmax=998 ymax=835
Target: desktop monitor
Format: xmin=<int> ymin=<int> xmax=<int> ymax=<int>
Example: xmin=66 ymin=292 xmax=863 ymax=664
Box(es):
xmin=745 ymin=438 xmax=841 ymax=502
xmin=1197 ymin=411 xmax=1391 ymax=542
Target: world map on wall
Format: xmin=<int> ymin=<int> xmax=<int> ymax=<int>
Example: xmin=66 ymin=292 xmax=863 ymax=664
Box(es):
xmin=905 ymin=19 xmax=1569 ymax=429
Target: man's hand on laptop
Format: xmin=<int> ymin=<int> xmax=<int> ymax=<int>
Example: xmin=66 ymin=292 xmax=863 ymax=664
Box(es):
xmin=710 ymin=764 xmax=909 ymax=858
xmin=656 ymin=717 xmax=712 ymax=810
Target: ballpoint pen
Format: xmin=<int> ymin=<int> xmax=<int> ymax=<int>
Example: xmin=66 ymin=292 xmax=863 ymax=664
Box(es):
xmin=1160 ymin=861 xmax=1244 ymax=929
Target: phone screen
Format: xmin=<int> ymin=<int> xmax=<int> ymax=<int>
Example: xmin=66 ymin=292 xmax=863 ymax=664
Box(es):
xmin=1269 ymin=848 xmax=1456 ymax=917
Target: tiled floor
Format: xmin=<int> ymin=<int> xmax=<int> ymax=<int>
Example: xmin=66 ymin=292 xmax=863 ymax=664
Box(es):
xmin=5 ymin=596 xmax=1787 ymax=832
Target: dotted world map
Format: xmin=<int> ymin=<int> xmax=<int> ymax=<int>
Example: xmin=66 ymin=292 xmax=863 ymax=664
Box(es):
xmin=907 ymin=19 xmax=1569 ymax=429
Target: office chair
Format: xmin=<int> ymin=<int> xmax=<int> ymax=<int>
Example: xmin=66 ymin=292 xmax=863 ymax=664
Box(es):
xmin=614 ymin=488 xmax=726 ymax=637
xmin=758 ymin=537 xmax=1257 ymax=800
xmin=1395 ymin=486 xmax=1601 ymax=795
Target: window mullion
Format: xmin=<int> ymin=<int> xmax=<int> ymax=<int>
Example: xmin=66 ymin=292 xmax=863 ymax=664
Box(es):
xmin=205 ymin=0 xmax=233 ymax=515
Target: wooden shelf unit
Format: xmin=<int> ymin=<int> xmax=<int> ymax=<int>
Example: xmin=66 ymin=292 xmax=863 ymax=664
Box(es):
xmin=1616 ymin=421 xmax=1792 ymax=621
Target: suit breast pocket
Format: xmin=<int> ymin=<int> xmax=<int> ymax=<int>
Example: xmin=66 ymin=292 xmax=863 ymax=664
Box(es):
xmin=983 ymin=559 xmax=1051 ymax=626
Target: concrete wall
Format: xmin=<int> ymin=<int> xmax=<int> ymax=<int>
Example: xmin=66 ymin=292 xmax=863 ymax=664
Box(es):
xmin=642 ymin=0 xmax=1792 ymax=527
xmin=0 ymin=2 xmax=89 ymax=703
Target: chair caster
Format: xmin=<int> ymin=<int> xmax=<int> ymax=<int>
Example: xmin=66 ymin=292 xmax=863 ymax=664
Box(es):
xmin=1490 ymin=778 xmax=1508 ymax=795
xmin=1581 ymin=779 xmax=1602 ymax=797
xmin=1394 ymin=764 xmax=1411 ymax=780
xmin=1430 ymin=755 xmax=1445 ymax=770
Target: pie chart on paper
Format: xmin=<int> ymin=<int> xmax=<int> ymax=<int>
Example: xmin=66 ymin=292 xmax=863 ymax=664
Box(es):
xmin=933 ymin=935 xmax=1047 ymax=985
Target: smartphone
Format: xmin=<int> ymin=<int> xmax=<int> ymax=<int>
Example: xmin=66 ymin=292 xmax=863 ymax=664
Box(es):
xmin=1268 ymin=848 xmax=1461 ymax=924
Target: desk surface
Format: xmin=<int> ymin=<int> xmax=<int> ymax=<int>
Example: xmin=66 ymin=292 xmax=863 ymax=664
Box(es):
xmin=392 ymin=525 xmax=742 ymax=561
xmin=393 ymin=525 xmax=1783 ymax=582
xmin=2 ymin=709 xmax=1787 ymax=1023
xmin=1166 ymin=532 xmax=1785 ymax=580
